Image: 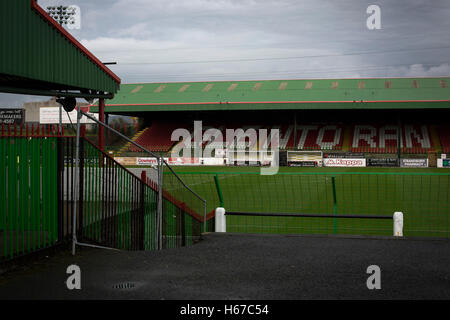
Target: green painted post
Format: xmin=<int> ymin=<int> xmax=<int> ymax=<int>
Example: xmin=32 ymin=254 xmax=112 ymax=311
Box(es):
xmin=93 ymin=150 xmax=97 ymax=241
xmin=143 ymin=184 xmax=146 ymax=250
xmin=139 ymin=171 xmax=146 ymax=250
xmin=46 ymin=138 xmax=52 ymax=246
xmin=91 ymin=150 xmax=95 ymax=241
xmin=90 ymin=145 xmax=95 ymax=239
xmin=125 ymin=173 xmax=130 ymax=249
xmin=331 ymin=175 xmax=338 ymax=234
xmin=116 ymin=167 xmax=121 ymax=248
xmin=42 ymin=138 xmax=48 ymax=248
xmin=19 ymin=136 xmax=27 ymax=253
xmin=30 ymin=137 xmax=38 ymax=251
xmin=25 ymin=135 xmax=31 ymax=252
xmin=50 ymin=138 xmax=58 ymax=244
xmin=119 ymin=168 xmax=124 ymax=249
xmin=214 ymin=174 xmax=224 ymax=208
xmin=85 ymin=144 xmax=91 ymax=238
xmin=46 ymin=138 xmax=52 ymax=245
xmin=0 ymin=138 xmax=6 ymax=258
xmin=78 ymin=139 xmax=84 ymax=242
xmin=8 ymin=136 xmax=17 ymax=258
xmin=96 ymin=155 xmax=101 ymax=241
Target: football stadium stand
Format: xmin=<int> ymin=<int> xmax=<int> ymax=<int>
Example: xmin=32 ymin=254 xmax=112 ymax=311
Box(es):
xmin=89 ymin=77 xmax=450 ymax=156
xmin=127 ymin=122 xmax=182 ymax=152
xmin=438 ymin=126 xmax=450 ymax=154
xmin=121 ymin=121 xmax=440 ymax=154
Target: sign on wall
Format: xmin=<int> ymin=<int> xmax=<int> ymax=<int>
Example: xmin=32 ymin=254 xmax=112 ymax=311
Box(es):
xmin=437 ymin=159 xmax=450 ymax=168
xmin=444 ymin=159 xmax=450 ymax=167
xmin=400 ymin=159 xmax=428 ymax=168
xmin=0 ymin=109 xmax=24 ymax=125
xmin=367 ymin=158 xmax=398 ymax=167
xmin=288 ymin=161 xmax=317 ymax=167
xmin=40 ymin=107 xmax=97 ymax=124
xmin=323 ymin=158 xmax=366 ymax=167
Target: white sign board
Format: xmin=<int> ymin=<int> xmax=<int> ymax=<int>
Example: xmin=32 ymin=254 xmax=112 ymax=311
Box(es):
xmin=400 ymin=159 xmax=428 ymax=168
xmin=137 ymin=157 xmax=159 ymax=166
xmin=136 ymin=157 xmax=222 ymax=166
xmin=40 ymin=107 xmax=98 ymax=124
xmin=323 ymin=158 xmax=366 ymax=167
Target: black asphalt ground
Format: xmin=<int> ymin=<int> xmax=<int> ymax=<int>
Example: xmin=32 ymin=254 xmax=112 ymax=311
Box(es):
xmin=0 ymin=233 xmax=449 ymax=300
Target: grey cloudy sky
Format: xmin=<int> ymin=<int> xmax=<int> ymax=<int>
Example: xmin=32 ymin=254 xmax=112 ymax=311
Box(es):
xmin=2 ymin=0 xmax=450 ymax=106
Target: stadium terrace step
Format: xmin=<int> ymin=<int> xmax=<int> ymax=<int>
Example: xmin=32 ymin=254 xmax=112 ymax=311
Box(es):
xmin=127 ymin=123 xmax=182 ymax=153
xmin=116 ymin=128 xmax=148 ymax=155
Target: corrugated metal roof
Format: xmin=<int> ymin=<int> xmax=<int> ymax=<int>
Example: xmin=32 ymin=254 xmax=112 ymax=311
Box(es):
xmin=0 ymin=0 xmax=120 ymax=96
xmin=90 ymin=77 xmax=450 ymax=113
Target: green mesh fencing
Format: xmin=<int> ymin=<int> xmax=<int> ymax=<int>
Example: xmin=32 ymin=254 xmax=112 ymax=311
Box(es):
xmin=162 ymin=169 xmax=208 ymax=247
xmin=168 ymin=172 xmax=450 ymax=238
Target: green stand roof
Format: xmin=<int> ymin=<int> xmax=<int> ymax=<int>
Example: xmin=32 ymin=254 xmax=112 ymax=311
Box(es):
xmin=91 ymin=77 xmax=450 ymax=114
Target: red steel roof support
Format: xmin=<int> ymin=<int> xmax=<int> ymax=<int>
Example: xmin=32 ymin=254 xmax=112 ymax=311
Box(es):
xmin=99 ymin=98 xmax=105 ymax=151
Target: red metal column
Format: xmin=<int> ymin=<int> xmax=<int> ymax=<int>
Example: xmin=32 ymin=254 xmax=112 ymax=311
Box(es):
xmin=99 ymin=98 xmax=105 ymax=151
xmin=80 ymin=125 xmax=86 ymax=138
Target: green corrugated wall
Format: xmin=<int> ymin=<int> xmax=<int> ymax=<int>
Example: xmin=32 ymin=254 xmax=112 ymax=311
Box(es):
xmin=0 ymin=0 xmax=119 ymax=94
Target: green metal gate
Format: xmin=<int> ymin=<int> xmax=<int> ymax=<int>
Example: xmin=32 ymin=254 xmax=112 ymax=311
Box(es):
xmin=1 ymin=126 xmax=59 ymax=260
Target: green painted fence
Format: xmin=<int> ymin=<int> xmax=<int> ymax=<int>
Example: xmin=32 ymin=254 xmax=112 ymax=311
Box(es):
xmin=1 ymin=133 xmax=59 ymax=260
xmin=1 ymin=125 xmax=213 ymax=262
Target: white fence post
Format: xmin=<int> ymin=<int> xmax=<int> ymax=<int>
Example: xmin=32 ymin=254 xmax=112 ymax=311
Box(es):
xmin=215 ymin=207 xmax=226 ymax=232
xmin=393 ymin=211 xmax=403 ymax=237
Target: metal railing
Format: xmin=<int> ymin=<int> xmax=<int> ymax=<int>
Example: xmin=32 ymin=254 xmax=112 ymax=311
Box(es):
xmin=0 ymin=121 xmax=213 ymax=262
xmin=72 ymin=109 xmax=211 ymax=253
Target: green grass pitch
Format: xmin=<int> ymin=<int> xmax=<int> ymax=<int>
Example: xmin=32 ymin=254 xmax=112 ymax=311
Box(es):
xmin=161 ymin=166 xmax=450 ymax=238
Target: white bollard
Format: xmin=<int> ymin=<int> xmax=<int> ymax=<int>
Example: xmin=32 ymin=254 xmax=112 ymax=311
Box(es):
xmin=215 ymin=207 xmax=226 ymax=232
xmin=393 ymin=211 xmax=403 ymax=237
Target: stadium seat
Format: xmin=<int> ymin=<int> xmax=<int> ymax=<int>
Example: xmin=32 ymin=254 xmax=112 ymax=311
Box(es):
xmin=438 ymin=126 xmax=450 ymax=154
xmin=123 ymin=121 xmax=438 ymax=154
xmin=270 ymin=124 xmax=343 ymax=150
xmin=351 ymin=124 xmax=432 ymax=153
xmin=128 ymin=122 xmax=183 ymax=152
